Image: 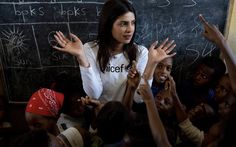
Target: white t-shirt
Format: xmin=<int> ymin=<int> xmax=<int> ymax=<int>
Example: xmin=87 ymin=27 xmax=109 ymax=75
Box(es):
xmin=80 ymin=41 xmax=150 ymax=103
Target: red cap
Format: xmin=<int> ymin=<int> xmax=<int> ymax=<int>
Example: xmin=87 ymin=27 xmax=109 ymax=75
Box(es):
xmin=26 ymin=88 xmax=64 ymax=118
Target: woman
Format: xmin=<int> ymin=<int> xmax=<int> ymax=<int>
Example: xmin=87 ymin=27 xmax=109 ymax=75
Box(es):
xmin=53 ymin=0 xmax=176 ymax=103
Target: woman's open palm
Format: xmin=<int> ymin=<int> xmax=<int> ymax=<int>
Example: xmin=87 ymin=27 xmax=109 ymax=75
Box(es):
xmin=53 ymin=31 xmax=84 ymax=57
xmin=148 ymin=38 xmax=176 ymax=64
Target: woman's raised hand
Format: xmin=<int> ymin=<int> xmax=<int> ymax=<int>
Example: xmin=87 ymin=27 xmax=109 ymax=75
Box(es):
xmin=148 ymin=38 xmax=176 ymax=64
xmin=53 ymin=31 xmax=84 ymax=57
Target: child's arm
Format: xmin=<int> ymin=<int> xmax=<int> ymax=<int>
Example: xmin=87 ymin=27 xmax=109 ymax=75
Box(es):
xmin=199 ymin=14 xmax=236 ymax=96
xmin=167 ymin=76 xmax=204 ymax=147
xmin=167 ymin=76 xmax=188 ymax=123
xmin=138 ymin=77 xmax=172 ymax=147
xmin=122 ymin=61 xmax=141 ymax=111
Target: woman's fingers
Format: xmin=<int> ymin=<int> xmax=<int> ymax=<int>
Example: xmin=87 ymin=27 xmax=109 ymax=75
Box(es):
xmin=70 ymin=33 xmax=80 ymax=42
xmin=52 ymin=45 xmax=64 ymax=51
xmin=54 ymin=34 xmax=64 ymax=47
xmin=56 ymin=31 xmax=67 ymax=44
xmin=58 ymin=31 xmax=70 ymax=43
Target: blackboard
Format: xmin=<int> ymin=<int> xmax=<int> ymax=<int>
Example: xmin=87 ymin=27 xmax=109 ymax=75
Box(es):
xmin=0 ymin=0 xmax=229 ymax=103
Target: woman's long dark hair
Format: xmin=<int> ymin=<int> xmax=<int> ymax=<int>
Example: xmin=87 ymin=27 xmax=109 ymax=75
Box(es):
xmin=97 ymin=0 xmax=137 ymax=72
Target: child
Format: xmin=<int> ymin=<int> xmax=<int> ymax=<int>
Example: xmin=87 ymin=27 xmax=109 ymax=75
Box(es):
xmin=25 ymin=88 xmax=64 ymax=135
xmin=152 ymin=57 xmax=173 ymax=97
xmin=177 ymin=56 xmax=226 ymax=111
xmin=199 ymin=14 xmax=236 ymax=96
xmin=52 ymin=72 xmax=90 ymax=132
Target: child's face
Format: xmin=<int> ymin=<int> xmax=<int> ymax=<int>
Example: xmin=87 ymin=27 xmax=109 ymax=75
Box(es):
xmin=215 ymin=75 xmax=231 ymax=103
xmin=193 ymin=64 xmax=214 ymax=86
xmin=218 ymin=93 xmax=235 ymax=118
xmin=25 ymin=112 xmax=56 ymax=132
xmin=154 ymin=58 xmax=173 ymax=84
xmin=188 ymin=103 xmax=214 ymax=121
xmin=154 ymin=89 xmax=174 ymax=114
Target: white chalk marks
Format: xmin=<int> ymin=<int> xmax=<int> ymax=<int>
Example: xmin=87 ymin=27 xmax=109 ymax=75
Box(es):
xmin=48 ymin=31 xmax=58 ymax=46
xmin=147 ymin=0 xmax=197 ymax=7
xmin=1 ymin=26 xmax=28 ymax=55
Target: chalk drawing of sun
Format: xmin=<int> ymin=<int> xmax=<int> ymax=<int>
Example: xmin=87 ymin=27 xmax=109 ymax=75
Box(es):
xmin=1 ymin=26 xmax=28 ymax=55
xmin=48 ymin=31 xmax=59 ymax=47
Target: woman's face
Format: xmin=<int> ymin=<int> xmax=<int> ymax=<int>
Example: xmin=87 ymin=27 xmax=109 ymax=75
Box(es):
xmin=112 ymin=12 xmax=135 ymax=46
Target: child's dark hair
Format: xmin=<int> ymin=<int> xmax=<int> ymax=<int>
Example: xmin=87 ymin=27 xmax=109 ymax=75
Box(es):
xmin=197 ymin=56 xmax=226 ymax=86
xmin=96 ymin=101 xmax=130 ymax=144
xmin=10 ymin=129 xmax=49 ymax=147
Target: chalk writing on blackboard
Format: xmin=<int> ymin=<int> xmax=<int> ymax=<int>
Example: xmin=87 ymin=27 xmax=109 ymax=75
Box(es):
xmin=1 ymin=26 xmax=28 ymax=55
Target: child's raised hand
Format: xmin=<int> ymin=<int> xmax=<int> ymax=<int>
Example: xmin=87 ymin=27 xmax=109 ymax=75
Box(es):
xmin=199 ymin=14 xmax=225 ymax=45
xmin=127 ymin=60 xmax=141 ymax=89
xmin=53 ymin=31 xmax=84 ymax=57
xmin=138 ymin=74 xmax=154 ymax=102
xmin=80 ymin=96 xmax=101 ymax=108
xmin=165 ymin=75 xmax=178 ymax=98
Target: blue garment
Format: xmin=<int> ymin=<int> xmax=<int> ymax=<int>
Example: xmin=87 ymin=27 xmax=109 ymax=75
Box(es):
xmin=151 ymin=83 xmax=165 ymax=97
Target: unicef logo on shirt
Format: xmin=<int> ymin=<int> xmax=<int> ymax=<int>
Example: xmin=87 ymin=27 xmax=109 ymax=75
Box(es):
xmin=105 ymin=64 xmax=130 ymax=73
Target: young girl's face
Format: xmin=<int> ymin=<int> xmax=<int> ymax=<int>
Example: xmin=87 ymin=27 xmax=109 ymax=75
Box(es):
xmin=154 ymin=89 xmax=174 ymax=114
xmin=112 ymin=12 xmax=135 ymax=46
xmin=215 ymin=75 xmax=231 ymax=103
xmin=154 ymin=58 xmax=173 ymax=84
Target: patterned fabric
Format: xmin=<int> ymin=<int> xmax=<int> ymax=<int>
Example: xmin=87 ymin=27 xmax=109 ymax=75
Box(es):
xmin=25 ymin=88 xmax=64 ymax=117
xmin=58 ymin=127 xmax=84 ymax=147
